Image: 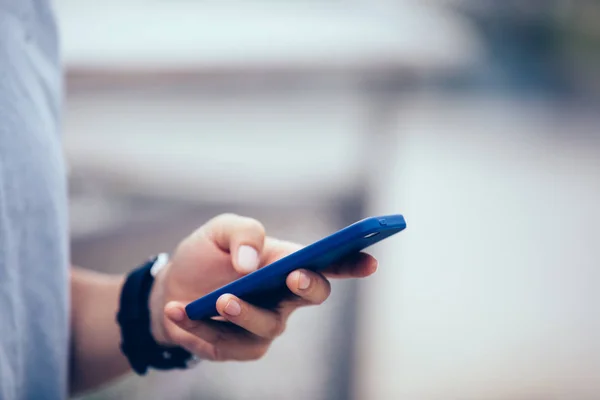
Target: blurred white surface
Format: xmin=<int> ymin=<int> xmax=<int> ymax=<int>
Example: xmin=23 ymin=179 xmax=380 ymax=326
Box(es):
xmin=356 ymin=94 xmax=600 ymax=400
xmin=59 ymin=0 xmax=482 ymax=236
xmin=55 ymin=1 xmax=479 ymax=73
xmin=63 ymin=88 xmax=367 ymax=208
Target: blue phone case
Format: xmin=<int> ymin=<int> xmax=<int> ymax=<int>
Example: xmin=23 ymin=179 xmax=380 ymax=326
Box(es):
xmin=185 ymin=214 xmax=406 ymax=320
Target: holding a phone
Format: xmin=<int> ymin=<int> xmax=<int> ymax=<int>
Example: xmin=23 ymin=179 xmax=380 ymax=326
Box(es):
xmin=185 ymin=214 xmax=406 ymax=320
xmin=147 ymin=213 xmax=406 ymax=364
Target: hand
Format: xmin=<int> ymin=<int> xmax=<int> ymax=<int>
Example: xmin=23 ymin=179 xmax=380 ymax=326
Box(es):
xmin=149 ymin=213 xmax=378 ymax=361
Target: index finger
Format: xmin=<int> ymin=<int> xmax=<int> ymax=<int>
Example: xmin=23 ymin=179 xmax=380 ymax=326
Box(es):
xmin=200 ymin=213 xmax=267 ymax=275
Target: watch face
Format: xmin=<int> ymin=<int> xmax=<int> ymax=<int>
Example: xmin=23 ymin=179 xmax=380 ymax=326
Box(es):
xmin=150 ymin=253 xmax=170 ymax=277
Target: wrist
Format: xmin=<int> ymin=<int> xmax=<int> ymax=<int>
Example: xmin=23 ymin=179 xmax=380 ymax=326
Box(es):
xmin=118 ymin=254 xmax=196 ymax=375
xmin=149 ymin=265 xmax=171 ymax=346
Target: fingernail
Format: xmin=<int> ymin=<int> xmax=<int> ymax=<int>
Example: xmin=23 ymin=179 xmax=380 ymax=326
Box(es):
xmin=169 ymin=307 xmax=186 ymax=322
xmin=237 ymin=245 xmax=259 ymax=273
xmin=298 ymin=271 xmax=311 ymax=290
xmin=224 ymin=299 xmax=241 ymax=316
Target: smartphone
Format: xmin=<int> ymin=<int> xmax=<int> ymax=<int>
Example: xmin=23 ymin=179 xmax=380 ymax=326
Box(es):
xmin=185 ymin=214 xmax=406 ymax=320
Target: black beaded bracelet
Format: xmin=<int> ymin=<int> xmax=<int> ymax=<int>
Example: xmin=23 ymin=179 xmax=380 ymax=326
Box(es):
xmin=116 ymin=255 xmax=197 ymax=375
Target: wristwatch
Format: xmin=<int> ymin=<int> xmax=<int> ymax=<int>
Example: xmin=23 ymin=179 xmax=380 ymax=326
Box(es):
xmin=116 ymin=253 xmax=200 ymax=375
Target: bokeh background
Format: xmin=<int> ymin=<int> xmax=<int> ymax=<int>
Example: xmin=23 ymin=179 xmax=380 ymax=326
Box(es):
xmin=56 ymin=1 xmax=600 ymax=399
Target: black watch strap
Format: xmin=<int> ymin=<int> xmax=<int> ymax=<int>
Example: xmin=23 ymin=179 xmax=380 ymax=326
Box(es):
xmin=116 ymin=255 xmax=197 ymax=375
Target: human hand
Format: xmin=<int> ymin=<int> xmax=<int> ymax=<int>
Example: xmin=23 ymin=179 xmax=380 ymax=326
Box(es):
xmin=149 ymin=213 xmax=377 ymax=361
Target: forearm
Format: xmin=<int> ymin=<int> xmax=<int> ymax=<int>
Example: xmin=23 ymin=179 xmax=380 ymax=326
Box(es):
xmin=69 ymin=267 xmax=130 ymax=395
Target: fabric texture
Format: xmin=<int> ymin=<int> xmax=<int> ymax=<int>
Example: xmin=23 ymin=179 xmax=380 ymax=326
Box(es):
xmin=0 ymin=1 xmax=68 ymax=399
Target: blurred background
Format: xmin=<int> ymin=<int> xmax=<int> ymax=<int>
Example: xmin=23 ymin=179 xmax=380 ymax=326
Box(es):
xmin=57 ymin=0 xmax=600 ymax=399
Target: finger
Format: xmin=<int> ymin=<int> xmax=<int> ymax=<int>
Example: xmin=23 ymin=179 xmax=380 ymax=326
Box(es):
xmin=165 ymin=320 xmax=269 ymax=362
xmin=163 ymin=323 xmax=216 ymax=359
xmin=203 ymin=213 xmax=266 ymax=274
xmin=322 ymin=252 xmax=378 ymax=278
xmin=165 ymin=302 xmax=271 ymax=361
xmin=212 ymin=340 xmax=270 ymax=362
xmin=167 ymin=301 xmax=256 ymax=343
xmin=215 ymin=294 xmax=286 ymax=340
xmin=285 ymin=269 xmax=331 ymax=306
xmin=165 ymin=302 xmax=225 ymax=343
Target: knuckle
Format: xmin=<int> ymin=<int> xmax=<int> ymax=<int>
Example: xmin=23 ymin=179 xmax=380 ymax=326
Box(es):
xmin=267 ymin=317 xmax=286 ymax=339
xmin=205 ymin=345 xmax=222 ymax=362
xmin=242 ymin=217 xmax=266 ymax=237
xmin=206 ymin=330 xmax=228 ymax=361
xmin=214 ymin=213 xmax=238 ymax=224
xmin=312 ymin=279 xmax=331 ymax=305
xmin=249 ymin=344 xmax=269 ymax=361
xmin=181 ymin=318 xmax=203 ymax=334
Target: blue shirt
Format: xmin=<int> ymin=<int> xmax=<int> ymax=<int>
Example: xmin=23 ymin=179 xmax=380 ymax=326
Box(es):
xmin=0 ymin=1 xmax=69 ymax=399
